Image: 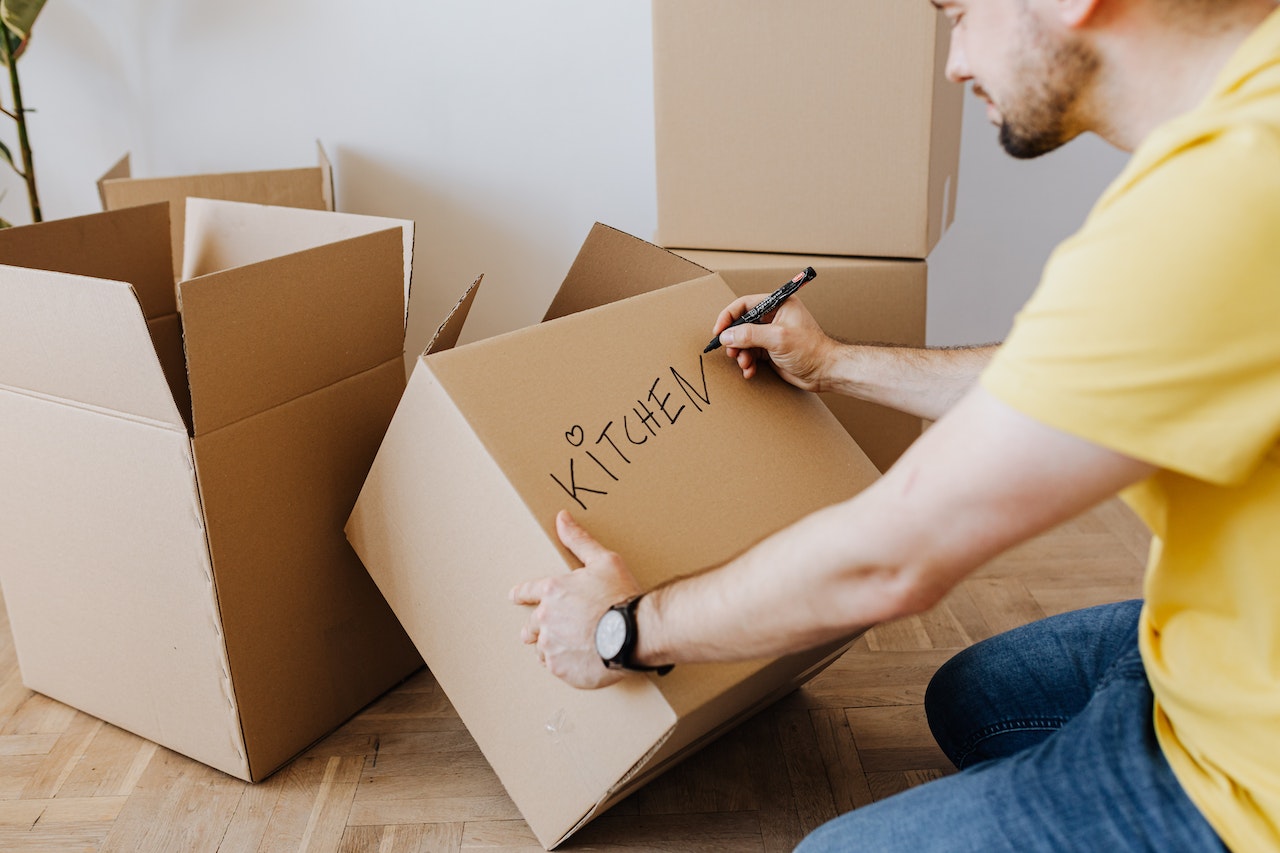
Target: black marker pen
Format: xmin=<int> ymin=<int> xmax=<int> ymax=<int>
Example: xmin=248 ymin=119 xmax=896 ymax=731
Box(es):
xmin=703 ymin=267 xmax=817 ymax=353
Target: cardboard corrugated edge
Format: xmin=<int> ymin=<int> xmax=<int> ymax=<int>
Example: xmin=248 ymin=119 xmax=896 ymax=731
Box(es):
xmin=316 ymin=140 xmax=335 ymax=211
xmin=0 ymin=262 xmax=250 ymax=779
xmin=425 ymin=276 xmax=482 ymax=355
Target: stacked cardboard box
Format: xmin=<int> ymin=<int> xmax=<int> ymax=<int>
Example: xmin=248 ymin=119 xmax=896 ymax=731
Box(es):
xmin=654 ymin=1 xmax=964 ymax=470
xmin=0 ymin=198 xmax=422 ymax=782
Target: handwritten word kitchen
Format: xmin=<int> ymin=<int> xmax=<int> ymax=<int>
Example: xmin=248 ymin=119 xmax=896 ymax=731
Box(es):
xmin=551 ymin=355 xmax=712 ymax=510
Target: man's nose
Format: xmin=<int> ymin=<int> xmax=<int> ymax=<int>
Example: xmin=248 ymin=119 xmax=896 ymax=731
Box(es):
xmin=945 ymin=31 xmax=971 ymax=84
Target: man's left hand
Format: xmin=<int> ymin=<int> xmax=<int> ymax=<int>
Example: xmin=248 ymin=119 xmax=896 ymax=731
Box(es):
xmin=510 ymin=510 xmax=642 ymax=689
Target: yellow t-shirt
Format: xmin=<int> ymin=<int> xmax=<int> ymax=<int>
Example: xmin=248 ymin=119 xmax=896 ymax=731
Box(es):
xmin=982 ymin=9 xmax=1280 ymax=851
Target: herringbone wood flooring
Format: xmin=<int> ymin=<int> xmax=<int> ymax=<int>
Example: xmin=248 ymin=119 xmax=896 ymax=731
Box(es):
xmin=0 ymin=499 xmax=1148 ymax=852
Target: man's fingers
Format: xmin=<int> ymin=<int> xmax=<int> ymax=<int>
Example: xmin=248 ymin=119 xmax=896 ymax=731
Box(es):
xmin=719 ymin=321 xmax=781 ymax=353
xmin=712 ymin=294 xmax=770 ymax=336
xmin=556 ymin=510 xmax=614 ymax=567
xmin=509 ymin=578 xmax=547 ymax=605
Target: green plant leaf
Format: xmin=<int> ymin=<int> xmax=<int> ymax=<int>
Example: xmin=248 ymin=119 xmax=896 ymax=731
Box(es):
xmin=0 ymin=138 xmax=16 ymax=173
xmin=1 ymin=0 xmax=46 ymax=43
xmin=0 ymin=0 xmax=45 ymax=64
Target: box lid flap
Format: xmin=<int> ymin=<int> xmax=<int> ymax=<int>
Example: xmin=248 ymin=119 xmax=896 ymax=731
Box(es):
xmin=0 ymin=264 xmax=185 ymax=429
xmin=99 ymin=155 xmax=336 ymax=277
xmin=424 ymin=276 xmax=482 ymax=356
xmin=180 ymin=225 xmax=406 ymax=436
xmin=0 ymin=203 xmax=176 ymax=320
xmin=182 ymin=198 xmax=414 ymax=319
xmin=96 ymin=152 xmax=132 ymax=208
xmin=542 ymin=222 xmax=710 ymax=322
xmin=316 ymin=140 xmax=335 ymax=211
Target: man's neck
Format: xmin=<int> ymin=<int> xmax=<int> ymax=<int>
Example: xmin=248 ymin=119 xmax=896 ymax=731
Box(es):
xmin=1087 ymin=1 xmax=1278 ymax=152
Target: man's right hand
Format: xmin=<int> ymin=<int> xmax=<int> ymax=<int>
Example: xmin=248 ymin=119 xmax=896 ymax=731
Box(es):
xmin=712 ymin=295 xmax=835 ymax=391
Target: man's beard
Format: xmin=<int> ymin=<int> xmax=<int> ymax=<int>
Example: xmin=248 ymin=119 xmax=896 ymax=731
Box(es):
xmin=996 ymin=20 xmax=1099 ymax=159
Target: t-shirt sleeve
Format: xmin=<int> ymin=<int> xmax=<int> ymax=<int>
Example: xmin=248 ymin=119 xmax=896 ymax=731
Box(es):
xmin=982 ymin=124 xmax=1280 ymax=485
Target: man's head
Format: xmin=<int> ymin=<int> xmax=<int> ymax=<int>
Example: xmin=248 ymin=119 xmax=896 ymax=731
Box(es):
xmin=933 ymin=0 xmax=1279 ymax=156
xmin=934 ymin=0 xmax=1100 ymax=159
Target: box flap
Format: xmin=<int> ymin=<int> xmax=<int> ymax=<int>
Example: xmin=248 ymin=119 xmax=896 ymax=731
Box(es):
xmin=542 ymin=222 xmax=709 ymax=322
xmin=0 ymin=264 xmax=185 ymax=430
xmin=424 ymin=276 xmax=482 ymax=356
xmin=96 ymin=152 xmax=132 ymax=208
xmin=348 ymin=365 xmax=678 ymax=848
xmin=316 ymin=140 xmax=335 ymax=211
xmin=0 ymin=203 xmax=175 ymax=320
xmin=182 ymin=198 xmax=414 ymax=319
xmin=179 ymin=226 xmax=406 ymax=436
xmin=99 ymin=156 xmax=333 ymax=277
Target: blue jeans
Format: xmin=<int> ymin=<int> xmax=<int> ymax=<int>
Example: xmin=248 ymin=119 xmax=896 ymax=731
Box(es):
xmin=796 ymin=601 xmax=1227 ymax=852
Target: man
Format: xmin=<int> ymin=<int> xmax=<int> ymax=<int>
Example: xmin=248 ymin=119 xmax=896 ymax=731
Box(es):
xmin=511 ymin=0 xmax=1280 ymax=848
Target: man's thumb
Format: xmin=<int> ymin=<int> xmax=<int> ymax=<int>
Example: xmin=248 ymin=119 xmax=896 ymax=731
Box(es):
xmin=720 ymin=323 xmax=770 ymax=350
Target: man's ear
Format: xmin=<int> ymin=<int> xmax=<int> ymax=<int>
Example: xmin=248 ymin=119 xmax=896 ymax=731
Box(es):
xmin=1055 ymin=0 xmax=1105 ymax=28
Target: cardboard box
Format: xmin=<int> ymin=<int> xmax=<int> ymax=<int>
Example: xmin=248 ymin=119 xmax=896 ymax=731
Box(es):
xmin=98 ymin=142 xmax=334 ymax=277
xmin=673 ymin=249 xmax=926 ymax=472
xmin=653 ymin=1 xmax=964 ymax=259
xmin=0 ymin=199 xmax=423 ymax=782
xmin=346 ymin=224 xmax=881 ymax=848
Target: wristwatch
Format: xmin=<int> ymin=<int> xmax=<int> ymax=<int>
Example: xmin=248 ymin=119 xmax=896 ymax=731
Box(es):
xmin=595 ymin=595 xmax=674 ymax=675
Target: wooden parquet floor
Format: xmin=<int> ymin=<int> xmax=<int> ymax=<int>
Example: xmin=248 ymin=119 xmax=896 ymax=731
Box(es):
xmin=0 ymin=499 xmax=1149 ymax=852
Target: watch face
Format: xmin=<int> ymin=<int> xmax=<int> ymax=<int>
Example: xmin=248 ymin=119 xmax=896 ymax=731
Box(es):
xmin=595 ymin=608 xmax=627 ymax=660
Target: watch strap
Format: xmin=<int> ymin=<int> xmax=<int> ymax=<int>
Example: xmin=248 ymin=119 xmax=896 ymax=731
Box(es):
xmin=605 ymin=595 xmax=673 ymax=676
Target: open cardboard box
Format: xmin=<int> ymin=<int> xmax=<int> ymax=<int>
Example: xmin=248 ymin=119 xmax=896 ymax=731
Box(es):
xmin=98 ymin=143 xmax=334 ymax=277
xmin=672 ymin=249 xmax=927 ymax=472
xmin=653 ymin=1 xmax=963 ymax=259
xmin=0 ymin=199 xmax=423 ymax=781
xmin=346 ymin=224 xmax=881 ymax=848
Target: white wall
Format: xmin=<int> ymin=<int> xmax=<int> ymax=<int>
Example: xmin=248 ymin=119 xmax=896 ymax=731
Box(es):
xmin=13 ymin=1 xmax=1128 ymax=353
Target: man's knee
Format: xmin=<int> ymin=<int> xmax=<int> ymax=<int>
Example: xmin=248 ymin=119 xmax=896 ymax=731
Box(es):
xmin=923 ymin=645 xmax=983 ymax=764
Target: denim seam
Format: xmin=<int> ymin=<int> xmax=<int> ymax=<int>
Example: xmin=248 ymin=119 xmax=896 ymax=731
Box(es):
xmin=952 ymin=716 xmax=1070 ymax=769
xmin=1095 ymin=658 xmax=1148 ymax=693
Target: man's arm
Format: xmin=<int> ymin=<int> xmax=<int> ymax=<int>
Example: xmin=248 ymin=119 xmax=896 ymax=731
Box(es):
xmin=713 ymin=294 xmax=997 ymax=421
xmin=513 ymin=386 xmax=1155 ymax=685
